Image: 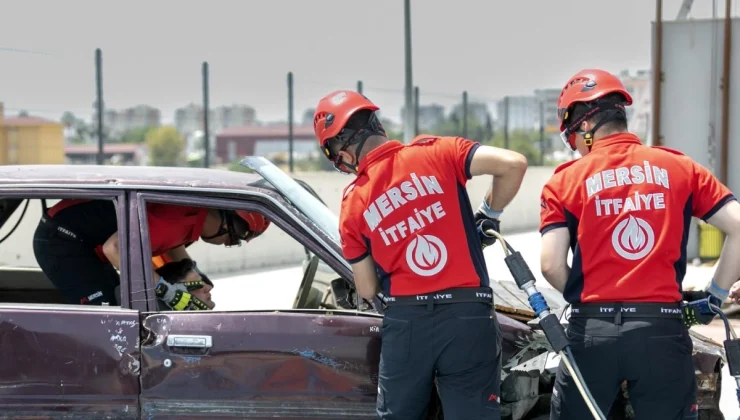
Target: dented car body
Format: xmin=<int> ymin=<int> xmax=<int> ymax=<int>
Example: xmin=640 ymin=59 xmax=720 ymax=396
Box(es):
xmin=0 ymin=159 xmax=726 ymax=419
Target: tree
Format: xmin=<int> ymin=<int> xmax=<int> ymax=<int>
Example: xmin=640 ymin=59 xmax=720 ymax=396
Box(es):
xmin=119 ymin=126 xmax=154 ymax=144
xmin=146 ymin=126 xmax=185 ymax=166
xmin=59 ymin=111 xmax=91 ymax=144
xmin=60 ymin=111 xmax=77 ymax=128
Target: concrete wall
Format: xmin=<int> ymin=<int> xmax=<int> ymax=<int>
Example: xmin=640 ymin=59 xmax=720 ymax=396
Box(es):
xmin=0 ymin=167 xmax=555 ymax=274
xmin=653 ymin=18 xmax=740 ymax=259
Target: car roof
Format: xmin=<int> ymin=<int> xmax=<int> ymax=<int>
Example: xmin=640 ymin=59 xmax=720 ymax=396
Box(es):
xmin=0 ymin=164 xmax=263 ymax=192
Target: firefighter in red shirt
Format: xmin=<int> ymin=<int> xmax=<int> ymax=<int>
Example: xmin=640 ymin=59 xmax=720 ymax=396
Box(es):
xmin=33 ymin=199 xmax=270 ymax=310
xmin=540 ymin=68 xmax=740 ymax=419
xmin=313 ymin=90 xmax=528 ymax=420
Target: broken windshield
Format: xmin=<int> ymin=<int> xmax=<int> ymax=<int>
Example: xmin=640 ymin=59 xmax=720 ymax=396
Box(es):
xmin=239 ymin=156 xmax=341 ymax=245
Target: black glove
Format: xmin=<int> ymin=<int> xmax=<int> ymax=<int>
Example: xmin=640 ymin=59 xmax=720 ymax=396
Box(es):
xmin=474 ymin=211 xmax=501 ymax=249
xmin=681 ymin=291 xmax=722 ymax=327
xmin=155 ymin=278 xmax=211 ymax=311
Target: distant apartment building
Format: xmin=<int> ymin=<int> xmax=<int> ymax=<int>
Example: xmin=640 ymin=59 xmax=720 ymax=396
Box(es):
xmin=174 ymin=104 xmax=257 ymax=137
xmin=496 ymin=95 xmax=538 ymax=131
xmin=0 ymin=103 xmax=65 ymax=164
xmin=534 ymin=88 xmax=562 ymax=133
xmin=92 ymin=104 xmax=161 ymax=138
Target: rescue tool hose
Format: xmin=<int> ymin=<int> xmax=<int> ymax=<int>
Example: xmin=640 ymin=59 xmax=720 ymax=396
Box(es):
xmin=709 ymin=302 xmax=740 ymax=409
xmin=482 ymin=228 xmax=606 ymax=420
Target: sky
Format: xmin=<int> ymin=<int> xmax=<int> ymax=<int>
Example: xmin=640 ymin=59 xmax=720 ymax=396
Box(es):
xmin=0 ymin=0 xmax=735 ymax=125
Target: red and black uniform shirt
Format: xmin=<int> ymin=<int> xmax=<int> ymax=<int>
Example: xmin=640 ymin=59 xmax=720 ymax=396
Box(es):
xmin=48 ymin=199 xmax=208 ymax=262
xmin=539 ymin=133 xmax=736 ymax=303
xmin=339 ymin=135 xmax=488 ymax=296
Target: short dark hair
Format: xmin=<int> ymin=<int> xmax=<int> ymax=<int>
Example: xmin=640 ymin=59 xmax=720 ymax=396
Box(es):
xmin=327 ymin=110 xmax=375 ymax=154
xmin=569 ymin=92 xmax=629 ymax=133
xmin=155 ymin=258 xmax=196 ymax=283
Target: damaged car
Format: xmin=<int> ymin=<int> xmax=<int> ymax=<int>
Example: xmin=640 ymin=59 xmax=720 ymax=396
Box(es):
xmin=0 ymin=157 xmax=725 ymax=419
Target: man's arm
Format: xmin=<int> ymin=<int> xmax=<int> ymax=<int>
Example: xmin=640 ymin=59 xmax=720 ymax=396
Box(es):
xmin=102 ymin=232 xmax=121 ymax=270
xmin=166 ymin=245 xmax=190 ymax=262
xmin=540 ymin=226 xmax=571 ymax=293
xmin=468 ymin=145 xmax=528 ymax=211
xmin=350 ymin=255 xmax=381 ymax=301
xmin=705 ymin=200 xmax=740 ymax=292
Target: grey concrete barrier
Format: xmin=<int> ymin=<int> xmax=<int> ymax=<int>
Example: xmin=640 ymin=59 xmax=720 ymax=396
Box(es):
xmin=0 ymin=167 xmax=556 ymax=274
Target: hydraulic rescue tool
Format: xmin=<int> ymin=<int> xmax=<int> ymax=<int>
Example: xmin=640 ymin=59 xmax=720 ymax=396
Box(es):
xmin=479 ymin=227 xmax=607 ymax=420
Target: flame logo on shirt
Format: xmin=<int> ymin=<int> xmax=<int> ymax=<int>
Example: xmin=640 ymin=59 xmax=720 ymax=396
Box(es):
xmin=620 ymin=216 xmax=646 ymax=251
xmin=406 ymin=234 xmax=448 ymax=276
xmin=611 ymin=215 xmax=655 ymax=260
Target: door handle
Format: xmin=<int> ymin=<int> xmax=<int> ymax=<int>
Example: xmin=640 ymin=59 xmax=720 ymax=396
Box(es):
xmin=166 ymin=335 xmax=213 ymax=349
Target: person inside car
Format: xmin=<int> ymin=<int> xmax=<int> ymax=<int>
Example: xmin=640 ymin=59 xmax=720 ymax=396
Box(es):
xmin=32 ymin=199 xmax=270 ymax=309
xmin=154 ymin=258 xmax=216 ymax=310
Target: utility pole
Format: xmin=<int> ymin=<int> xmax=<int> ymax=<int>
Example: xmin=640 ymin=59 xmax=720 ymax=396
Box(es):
xmin=414 ymin=86 xmax=420 ymax=136
xmin=202 ymin=61 xmax=210 ymax=168
xmin=462 ymin=91 xmax=468 ymax=138
xmin=287 ymin=71 xmax=295 ymax=173
xmin=503 ymin=96 xmax=510 ymax=149
xmin=539 ymin=100 xmax=545 ymax=166
xmin=403 ymin=0 xmax=414 ymax=144
xmin=95 ymin=48 xmax=104 ymax=165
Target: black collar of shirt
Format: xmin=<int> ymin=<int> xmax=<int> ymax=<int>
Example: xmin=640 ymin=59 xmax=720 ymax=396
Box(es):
xmin=357 ymin=140 xmax=404 ymax=175
xmin=589 ymin=132 xmax=642 ymax=152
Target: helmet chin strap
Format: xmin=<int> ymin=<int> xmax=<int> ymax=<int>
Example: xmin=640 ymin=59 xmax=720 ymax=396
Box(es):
xmin=337 ymin=133 xmax=371 ymax=173
xmin=335 ymin=113 xmax=386 ymax=173
xmin=569 ymin=105 xmax=624 ymax=152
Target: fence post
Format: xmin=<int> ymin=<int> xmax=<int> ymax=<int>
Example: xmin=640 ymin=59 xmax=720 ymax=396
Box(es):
xmin=539 ymin=100 xmax=545 ymax=166
xmin=503 ymin=95 xmax=510 ymax=149
xmin=95 ymin=48 xmax=104 ymax=165
xmin=202 ymin=61 xmax=210 ymax=168
xmin=462 ymin=91 xmax=468 ymax=138
xmin=414 ymin=86 xmax=420 ymax=136
xmin=287 ymin=71 xmax=294 ymax=173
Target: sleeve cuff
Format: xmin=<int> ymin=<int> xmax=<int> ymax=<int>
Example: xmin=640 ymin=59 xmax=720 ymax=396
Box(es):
xmin=540 ymin=222 xmax=568 ymax=235
xmin=346 ymin=252 xmax=369 ymax=264
xmin=464 ymin=143 xmax=481 ymax=180
xmin=701 ymin=194 xmax=736 ymax=221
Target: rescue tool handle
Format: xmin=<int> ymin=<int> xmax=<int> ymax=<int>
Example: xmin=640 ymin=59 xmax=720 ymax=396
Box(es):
xmin=482 ymin=228 xmax=607 ymax=420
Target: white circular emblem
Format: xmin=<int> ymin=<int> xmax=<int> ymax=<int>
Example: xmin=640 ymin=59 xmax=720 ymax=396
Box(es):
xmin=611 ymin=215 xmax=655 ymax=260
xmin=405 ymin=234 xmax=448 ymax=276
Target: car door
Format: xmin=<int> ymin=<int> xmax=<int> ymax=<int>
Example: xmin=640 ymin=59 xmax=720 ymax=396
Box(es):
xmin=0 ymin=190 xmax=140 ymax=419
xmin=134 ymin=191 xmax=382 ymax=419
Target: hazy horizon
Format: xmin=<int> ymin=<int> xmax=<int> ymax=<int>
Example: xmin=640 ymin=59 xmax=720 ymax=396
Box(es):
xmin=1 ymin=0 xmax=734 ymax=125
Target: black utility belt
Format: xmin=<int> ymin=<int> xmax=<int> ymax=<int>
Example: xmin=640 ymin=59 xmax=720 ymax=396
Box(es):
xmin=40 ymin=213 xmax=85 ymax=243
xmin=569 ymin=302 xmax=684 ymax=319
xmin=380 ymin=287 xmax=494 ymax=307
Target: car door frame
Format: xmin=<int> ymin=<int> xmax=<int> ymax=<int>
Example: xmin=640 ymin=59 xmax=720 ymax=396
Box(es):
xmin=0 ymin=186 xmax=142 ymax=419
xmin=133 ymin=189 xmax=353 ymax=313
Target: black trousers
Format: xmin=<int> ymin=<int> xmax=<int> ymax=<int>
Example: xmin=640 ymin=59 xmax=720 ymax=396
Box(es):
xmin=32 ymin=219 xmax=120 ymax=305
xmin=550 ymin=315 xmax=698 ymax=420
xmin=376 ymin=301 xmax=502 ymax=420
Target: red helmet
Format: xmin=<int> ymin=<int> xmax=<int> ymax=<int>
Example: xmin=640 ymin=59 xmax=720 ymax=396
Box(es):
xmin=313 ymin=90 xmax=379 ymax=162
xmin=556 ymin=69 xmax=633 ymax=151
xmin=235 ymin=210 xmax=270 ymax=242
